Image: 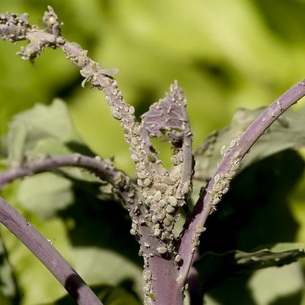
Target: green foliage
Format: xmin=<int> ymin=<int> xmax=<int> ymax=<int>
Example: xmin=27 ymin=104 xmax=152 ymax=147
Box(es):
xmin=5 ymin=99 xmax=92 ymax=166
xmin=193 ymin=106 xmax=305 ymax=196
xmin=195 ymin=243 xmax=305 ymax=291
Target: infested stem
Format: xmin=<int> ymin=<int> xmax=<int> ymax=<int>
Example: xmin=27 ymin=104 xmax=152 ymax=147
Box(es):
xmin=178 ymin=79 xmax=305 ymax=283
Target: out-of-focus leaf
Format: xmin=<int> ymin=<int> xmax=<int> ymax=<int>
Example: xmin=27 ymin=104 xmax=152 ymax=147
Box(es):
xmin=205 ymin=262 xmax=304 ymax=305
xmin=41 ymin=284 xmax=141 ymax=305
xmin=193 ymin=107 xmax=305 ymax=198
xmin=5 ymin=99 xmax=93 ymax=166
xmin=17 ymin=172 xmax=73 ymax=219
xmin=57 ymin=183 xmax=143 ymax=296
xmin=0 ymin=233 xmax=20 ymax=305
xmin=195 ymin=148 xmax=305 ymax=304
xmin=195 ymin=243 xmax=305 ymax=290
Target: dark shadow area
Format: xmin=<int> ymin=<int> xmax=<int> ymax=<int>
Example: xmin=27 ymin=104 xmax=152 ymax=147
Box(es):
xmin=64 ymin=273 xmax=83 ymax=301
xmin=254 ymin=0 xmax=305 ymax=43
xmin=132 ymin=85 xmax=159 ymax=120
xmin=206 ymin=275 xmax=257 ymax=305
xmin=52 ymin=280 xmax=141 ymax=305
xmin=58 ymin=179 xmax=142 ymax=267
xmin=191 ymin=58 xmax=236 ymax=89
xmin=65 ymin=141 xmax=96 ymax=157
xmin=200 ymin=149 xmax=304 ymax=254
xmin=196 ymin=149 xmax=305 ymax=304
xmin=53 ymin=73 xmax=84 ymax=100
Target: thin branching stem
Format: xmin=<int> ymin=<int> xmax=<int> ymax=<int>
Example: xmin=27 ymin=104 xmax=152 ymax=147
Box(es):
xmin=0 ymin=153 xmax=136 ymax=205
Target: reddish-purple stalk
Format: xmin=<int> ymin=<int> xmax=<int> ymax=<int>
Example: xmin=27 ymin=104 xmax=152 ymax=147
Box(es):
xmin=177 ymin=79 xmax=305 ymax=283
xmin=0 ymin=195 xmax=103 ymax=305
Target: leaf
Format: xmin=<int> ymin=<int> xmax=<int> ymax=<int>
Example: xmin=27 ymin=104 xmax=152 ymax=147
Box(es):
xmin=193 ymin=106 xmax=305 ymax=197
xmin=195 ymin=243 xmax=305 ymax=292
xmin=141 ymin=81 xmax=190 ymax=147
xmin=5 ymin=99 xmax=93 ymax=166
xmin=41 ymin=284 xmax=141 ymax=305
xmin=17 ymin=172 xmax=73 ymax=219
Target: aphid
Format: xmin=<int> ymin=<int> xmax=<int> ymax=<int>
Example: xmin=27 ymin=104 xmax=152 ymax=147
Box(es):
xmin=154 ymin=191 xmax=162 ymax=202
xmin=168 ymin=196 xmax=177 ymax=207
xmin=175 ymin=254 xmax=182 ymax=263
xmin=138 ymin=171 xmax=147 ymax=179
xmin=101 ymin=67 xmax=119 ymax=77
xmin=143 ymin=178 xmax=152 ymax=187
xmin=149 ymin=293 xmax=156 ymax=301
xmin=110 ymin=106 xmax=123 ymax=120
xmin=129 ymin=106 xmax=135 ymax=114
xmin=181 ymin=182 xmax=189 ymax=195
xmin=161 ymin=231 xmax=170 ymax=240
xmin=151 ymin=215 xmax=158 ymax=223
xmin=230 ymin=139 xmax=237 ymax=148
xmin=163 ymin=217 xmax=172 ymax=227
xmin=158 ymin=199 xmax=166 ymax=208
xmin=153 ymin=228 xmax=161 ymax=236
xmin=143 ymin=270 xmax=151 ymax=281
xmin=176 ymin=275 xmax=183 ymax=283
xmin=214 ymin=174 xmax=220 ymax=184
xmin=131 ymin=154 xmax=139 ymax=163
xmin=277 ymin=100 xmax=283 ymax=111
xmin=146 ymin=196 xmax=153 ymax=204
xmin=130 ymin=228 xmax=137 ymax=235
xmin=73 ymin=154 xmax=81 ymax=163
xmin=157 ymin=247 xmax=168 ymax=254
xmin=212 ymin=198 xmax=220 ymax=205
xmin=158 ymin=210 xmax=166 ymax=220
xmin=166 ymin=205 xmax=175 ymax=214
xmin=196 ymin=226 xmax=206 ymax=234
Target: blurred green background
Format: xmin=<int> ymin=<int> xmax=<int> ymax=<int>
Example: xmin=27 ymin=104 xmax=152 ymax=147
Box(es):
xmin=1 ymin=0 xmax=305 ymax=304
xmin=1 ymin=0 xmax=305 ymax=174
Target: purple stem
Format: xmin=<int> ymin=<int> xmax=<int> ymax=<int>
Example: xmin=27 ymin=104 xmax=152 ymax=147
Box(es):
xmin=0 ymin=154 xmax=135 ymax=205
xmin=178 ymin=79 xmax=305 ymax=283
xmin=0 ymin=195 xmax=103 ymax=305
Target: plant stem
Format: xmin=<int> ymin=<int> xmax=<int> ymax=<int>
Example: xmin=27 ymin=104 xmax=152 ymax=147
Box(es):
xmin=178 ymin=79 xmax=305 ymax=283
xmin=0 ymin=154 xmax=135 ymax=206
xmin=0 ymin=195 xmax=103 ymax=305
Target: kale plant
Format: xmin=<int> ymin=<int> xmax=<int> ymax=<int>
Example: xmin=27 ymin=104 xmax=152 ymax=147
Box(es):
xmin=0 ymin=6 xmax=305 ymax=305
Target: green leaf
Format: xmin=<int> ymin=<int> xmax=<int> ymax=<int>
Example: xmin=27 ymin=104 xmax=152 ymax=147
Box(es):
xmin=195 ymin=243 xmax=305 ymax=280
xmin=17 ymin=172 xmax=73 ymax=219
xmin=5 ymin=99 xmax=93 ymax=166
xmin=41 ymin=284 xmax=141 ymax=305
xmin=193 ymin=107 xmax=305 ymax=198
